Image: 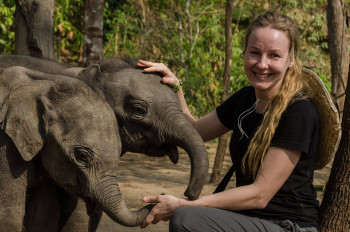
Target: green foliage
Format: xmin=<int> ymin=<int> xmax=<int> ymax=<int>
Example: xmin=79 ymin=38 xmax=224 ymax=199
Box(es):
xmin=0 ymin=4 xmax=14 ymax=53
xmin=0 ymin=0 xmax=15 ymax=7
xmin=104 ymin=0 xmax=142 ymax=57
xmin=54 ymin=0 xmax=84 ymax=64
xmin=287 ymin=0 xmax=331 ymax=91
xmin=0 ymin=0 xmax=335 ymax=116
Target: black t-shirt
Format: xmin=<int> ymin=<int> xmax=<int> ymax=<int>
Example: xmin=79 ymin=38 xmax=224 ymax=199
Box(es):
xmin=216 ymin=86 xmax=320 ymax=228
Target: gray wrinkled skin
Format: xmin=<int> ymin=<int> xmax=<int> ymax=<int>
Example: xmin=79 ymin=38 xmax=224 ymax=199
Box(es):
xmin=0 ymin=55 xmax=209 ymax=231
xmin=0 ymin=67 xmax=152 ymax=231
xmin=0 ymin=54 xmax=209 ymax=200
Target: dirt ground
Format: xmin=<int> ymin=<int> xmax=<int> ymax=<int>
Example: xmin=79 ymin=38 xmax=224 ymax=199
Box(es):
xmin=96 ymin=141 xmax=332 ymax=232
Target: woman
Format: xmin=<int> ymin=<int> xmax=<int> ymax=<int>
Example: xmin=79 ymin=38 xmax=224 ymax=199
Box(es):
xmin=137 ymin=11 xmax=319 ymax=232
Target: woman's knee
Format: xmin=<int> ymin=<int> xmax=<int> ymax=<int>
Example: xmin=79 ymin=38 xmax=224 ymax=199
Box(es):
xmin=169 ymin=206 xmax=206 ymax=232
xmin=169 ymin=207 xmax=192 ymax=231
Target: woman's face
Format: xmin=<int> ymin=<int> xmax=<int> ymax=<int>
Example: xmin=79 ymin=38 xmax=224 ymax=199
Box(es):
xmin=244 ymin=26 xmax=293 ymax=99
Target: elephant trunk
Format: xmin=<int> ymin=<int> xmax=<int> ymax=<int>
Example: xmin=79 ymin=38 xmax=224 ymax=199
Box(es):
xmin=183 ymin=143 xmax=209 ymax=200
xmin=92 ymin=177 xmax=152 ymax=227
xmin=168 ymin=114 xmax=209 ymax=200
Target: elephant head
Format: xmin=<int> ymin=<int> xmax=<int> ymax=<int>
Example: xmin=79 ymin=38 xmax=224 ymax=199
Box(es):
xmin=0 ymin=67 xmax=151 ymax=226
xmin=81 ymin=58 xmax=209 ymax=199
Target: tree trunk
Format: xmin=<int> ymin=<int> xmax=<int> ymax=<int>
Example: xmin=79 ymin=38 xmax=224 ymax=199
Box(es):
xmin=327 ymin=0 xmax=349 ymax=119
xmin=82 ymin=0 xmax=105 ymax=67
xmin=210 ymin=133 xmax=230 ymax=184
xmin=14 ymin=0 xmax=55 ymax=60
xmin=210 ymin=0 xmax=233 ymax=184
xmin=319 ymin=64 xmax=350 ymax=231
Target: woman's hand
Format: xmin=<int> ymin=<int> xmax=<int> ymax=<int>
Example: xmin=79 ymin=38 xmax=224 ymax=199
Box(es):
xmin=140 ymin=194 xmax=188 ymax=228
xmin=137 ymin=60 xmax=180 ymax=87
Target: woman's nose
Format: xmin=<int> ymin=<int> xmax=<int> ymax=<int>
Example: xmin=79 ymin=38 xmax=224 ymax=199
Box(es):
xmin=256 ymin=55 xmax=269 ymax=69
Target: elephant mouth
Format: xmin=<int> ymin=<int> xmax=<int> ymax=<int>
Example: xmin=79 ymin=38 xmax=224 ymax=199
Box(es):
xmin=168 ymin=144 xmax=179 ymax=164
xmin=144 ymin=143 xmax=179 ymax=164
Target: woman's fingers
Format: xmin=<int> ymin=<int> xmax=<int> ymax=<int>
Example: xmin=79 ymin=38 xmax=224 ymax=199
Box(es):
xmin=137 ymin=59 xmax=153 ymax=67
xmin=152 ymin=219 xmax=160 ymax=224
xmin=143 ymin=196 xmax=160 ymax=203
xmin=140 ymin=213 xmax=155 ymax=228
xmin=140 ymin=196 xmax=162 ymax=228
xmin=137 ymin=60 xmax=161 ymax=70
xmin=140 ymin=195 xmax=184 ymax=228
xmin=137 ymin=60 xmax=167 ymax=73
xmin=137 ymin=60 xmax=179 ymax=87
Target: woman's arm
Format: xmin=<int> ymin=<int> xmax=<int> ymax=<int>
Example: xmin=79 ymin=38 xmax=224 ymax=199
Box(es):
xmin=140 ymin=147 xmax=301 ymax=228
xmin=137 ymin=60 xmax=229 ymax=141
xmin=194 ymin=110 xmax=230 ymax=142
xmin=194 ymin=147 xmax=301 ymax=209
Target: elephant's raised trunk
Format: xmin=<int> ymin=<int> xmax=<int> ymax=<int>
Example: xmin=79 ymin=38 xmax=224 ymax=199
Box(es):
xmin=92 ymin=177 xmax=153 ymax=227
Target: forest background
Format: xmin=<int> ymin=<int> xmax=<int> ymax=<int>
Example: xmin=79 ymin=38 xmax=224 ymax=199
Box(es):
xmin=0 ymin=0 xmax=345 ymax=118
xmin=1 ymin=0 xmax=350 ymax=230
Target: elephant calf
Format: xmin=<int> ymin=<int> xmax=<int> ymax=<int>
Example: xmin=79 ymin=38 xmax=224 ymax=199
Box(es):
xmin=0 ymin=55 xmax=210 ymax=231
xmin=0 ymin=54 xmax=210 ymax=200
xmin=0 ymin=66 xmax=151 ymax=231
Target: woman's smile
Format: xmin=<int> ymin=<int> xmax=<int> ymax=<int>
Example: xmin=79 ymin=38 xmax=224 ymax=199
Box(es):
xmin=253 ymin=72 xmax=272 ymax=80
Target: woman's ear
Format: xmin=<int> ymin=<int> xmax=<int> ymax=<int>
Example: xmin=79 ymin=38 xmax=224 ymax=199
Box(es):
xmin=288 ymin=48 xmax=295 ymax=68
xmin=288 ymin=57 xmax=294 ymax=68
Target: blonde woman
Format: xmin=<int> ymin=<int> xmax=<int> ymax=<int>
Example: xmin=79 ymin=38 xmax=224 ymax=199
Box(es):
xmin=137 ymin=11 xmax=319 ymax=232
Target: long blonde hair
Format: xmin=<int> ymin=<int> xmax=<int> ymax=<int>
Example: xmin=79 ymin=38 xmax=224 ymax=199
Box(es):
xmin=241 ymin=11 xmax=305 ymax=178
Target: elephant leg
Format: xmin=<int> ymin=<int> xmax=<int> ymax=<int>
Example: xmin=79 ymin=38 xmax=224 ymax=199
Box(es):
xmin=0 ymin=194 xmax=26 ymax=231
xmin=24 ymin=179 xmax=60 ymax=232
xmin=58 ymin=189 xmax=89 ymax=232
xmin=0 ymin=135 xmax=28 ymax=231
xmin=88 ymin=206 xmax=103 ymax=232
xmin=0 ymin=170 xmax=26 ymax=231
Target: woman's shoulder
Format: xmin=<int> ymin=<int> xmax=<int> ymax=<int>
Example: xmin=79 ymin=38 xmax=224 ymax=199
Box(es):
xmin=227 ymin=86 xmax=254 ymax=102
xmin=283 ymin=98 xmax=319 ymax=123
xmin=287 ymin=98 xmax=318 ymax=114
xmin=216 ymin=86 xmax=255 ymax=129
xmin=236 ymin=85 xmax=254 ymax=96
xmin=219 ymin=86 xmax=255 ymax=109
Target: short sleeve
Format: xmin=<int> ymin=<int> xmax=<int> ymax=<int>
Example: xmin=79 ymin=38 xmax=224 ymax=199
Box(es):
xmin=216 ymin=95 xmax=236 ymax=130
xmin=271 ymin=100 xmax=319 ymax=154
xmin=216 ymin=86 xmax=254 ymax=130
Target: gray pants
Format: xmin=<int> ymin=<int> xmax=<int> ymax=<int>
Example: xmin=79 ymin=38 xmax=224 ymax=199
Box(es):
xmin=169 ymin=206 xmax=317 ymax=232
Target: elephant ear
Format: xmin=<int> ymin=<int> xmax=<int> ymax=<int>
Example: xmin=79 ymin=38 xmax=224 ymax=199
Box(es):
xmin=0 ymin=80 xmax=55 ymax=161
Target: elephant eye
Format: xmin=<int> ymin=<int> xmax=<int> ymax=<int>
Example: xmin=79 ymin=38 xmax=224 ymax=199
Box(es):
xmin=73 ymin=146 xmax=93 ymax=167
xmin=124 ymin=97 xmax=149 ymax=120
xmin=132 ymin=104 xmax=147 ymax=116
xmin=128 ymin=101 xmax=148 ymax=120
